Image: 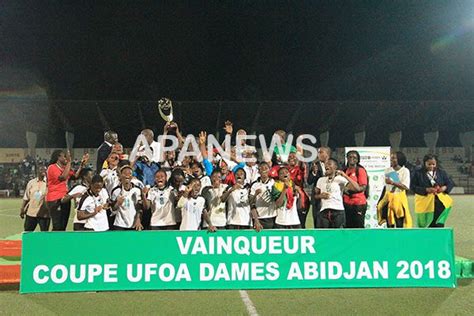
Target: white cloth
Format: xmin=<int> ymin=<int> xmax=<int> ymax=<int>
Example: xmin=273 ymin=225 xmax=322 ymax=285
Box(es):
xmin=316 ymin=175 xmax=349 ymax=211
xmin=148 ymin=186 xmax=176 ymax=226
xmin=250 ymin=179 xmax=276 ymax=219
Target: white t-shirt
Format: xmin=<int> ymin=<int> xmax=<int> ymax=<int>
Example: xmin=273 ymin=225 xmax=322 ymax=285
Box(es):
xmin=69 ymin=184 xmax=88 ymax=224
xmin=275 ymin=195 xmax=300 ymax=226
xmin=80 ymin=189 xmax=110 ymax=231
xmin=147 ymin=186 xmax=176 ymax=227
xmin=178 ymin=196 xmax=206 ymax=231
xmin=201 ymin=184 xmax=227 ymax=227
xmin=316 ymin=175 xmax=349 ymax=211
xmin=226 ymin=187 xmax=252 ymax=226
xmin=250 ymin=179 xmax=276 ymax=219
xmin=111 ymin=185 xmax=142 ymax=228
xmin=385 ymin=166 xmax=410 ymax=193
xmin=244 ymin=165 xmax=260 ymax=185
xmin=100 ymin=168 xmax=119 ymax=196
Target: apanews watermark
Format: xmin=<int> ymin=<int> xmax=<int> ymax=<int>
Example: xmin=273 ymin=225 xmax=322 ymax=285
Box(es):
xmin=130 ymin=133 xmax=318 ymax=163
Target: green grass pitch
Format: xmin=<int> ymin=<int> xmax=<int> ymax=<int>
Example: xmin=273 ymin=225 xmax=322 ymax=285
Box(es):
xmin=1 ymin=196 xmax=473 ymax=315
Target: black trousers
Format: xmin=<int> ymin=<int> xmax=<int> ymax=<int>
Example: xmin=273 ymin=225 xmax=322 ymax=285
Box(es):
xmin=297 ymin=207 xmax=309 ymax=229
xmin=317 ymin=209 xmax=346 ymax=228
xmin=258 ymin=217 xmax=276 ymax=229
xmin=150 ymin=224 xmax=179 ymax=230
xmin=46 ymin=199 xmax=71 ymax=231
xmin=113 ymin=226 xmax=134 ymax=231
xmin=380 ymin=201 xmax=405 ymax=228
xmin=429 ymin=197 xmax=445 ymax=228
xmin=227 ymin=225 xmax=251 ymax=230
xmin=107 ymin=210 xmax=116 ymax=231
xmin=73 ymin=223 xmax=85 ymax=231
xmin=141 ymin=208 xmax=152 ymax=230
xmin=24 ymin=215 xmax=50 ymax=232
xmin=344 ymin=203 xmax=367 ymax=228
xmin=312 ymin=199 xmax=321 ymax=229
xmin=274 ymin=223 xmax=301 ymax=229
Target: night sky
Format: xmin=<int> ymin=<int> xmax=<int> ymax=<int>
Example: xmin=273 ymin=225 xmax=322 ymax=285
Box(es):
xmin=1 ymin=1 xmax=474 ymax=148
xmin=3 ymin=0 xmax=474 ymax=101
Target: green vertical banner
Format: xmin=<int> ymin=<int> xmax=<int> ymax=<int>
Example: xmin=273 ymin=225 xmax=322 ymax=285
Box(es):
xmin=20 ymin=229 xmax=456 ymax=293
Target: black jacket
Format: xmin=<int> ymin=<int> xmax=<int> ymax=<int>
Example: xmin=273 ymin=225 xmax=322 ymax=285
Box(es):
xmin=307 ymin=161 xmax=325 ymax=203
xmin=410 ymin=168 xmax=454 ymax=196
xmin=96 ymin=142 xmax=112 ymax=172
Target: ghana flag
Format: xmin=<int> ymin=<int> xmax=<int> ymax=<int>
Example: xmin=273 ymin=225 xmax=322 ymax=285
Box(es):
xmin=271 ymin=180 xmax=295 ymax=209
xmin=414 ymin=192 xmax=453 ymax=227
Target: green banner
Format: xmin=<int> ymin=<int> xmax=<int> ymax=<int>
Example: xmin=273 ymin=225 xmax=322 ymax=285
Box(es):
xmin=20 ymin=229 xmax=456 ymax=293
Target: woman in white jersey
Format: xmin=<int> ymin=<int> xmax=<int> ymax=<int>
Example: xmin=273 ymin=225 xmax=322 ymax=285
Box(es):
xmin=77 ymin=175 xmax=110 ymax=231
xmin=377 ymin=151 xmax=413 ymax=228
xmin=190 ymin=161 xmax=211 ymax=192
xmin=143 ymin=170 xmax=178 ymax=230
xmin=250 ymin=161 xmax=275 ymax=231
xmin=178 ymin=178 xmax=216 ymax=231
xmin=169 ymin=168 xmax=187 ymax=227
xmin=201 ymin=169 xmax=228 ymax=229
xmin=271 ymin=166 xmax=301 ymax=229
xmin=111 ymin=165 xmax=146 ymax=231
xmin=314 ymin=158 xmax=361 ymax=228
xmin=221 ymin=168 xmax=252 ymax=229
xmin=61 ymin=168 xmax=93 ymax=231
xmin=100 ymin=152 xmax=120 ymax=196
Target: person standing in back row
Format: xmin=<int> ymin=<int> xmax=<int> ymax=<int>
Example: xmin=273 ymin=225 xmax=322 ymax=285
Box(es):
xmin=46 ymin=150 xmax=89 ymax=231
xmin=411 ymin=154 xmax=454 ymax=228
xmin=314 ymin=158 xmax=362 ymax=228
xmin=307 ymin=146 xmax=331 ymax=228
xmin=343 ymin=150 xmax=368 ymax=228
xmin=96 ymin=131 xmax=118 ymax=172
xmin=20 ymin=165 xmax=49 ymax=231
xmin=377 ymin=152 xmax=412 ymax=228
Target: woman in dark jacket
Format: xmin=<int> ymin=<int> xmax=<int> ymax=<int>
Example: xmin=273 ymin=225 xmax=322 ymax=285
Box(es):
xmin=411 ymin=154 xmax=454 ymax=228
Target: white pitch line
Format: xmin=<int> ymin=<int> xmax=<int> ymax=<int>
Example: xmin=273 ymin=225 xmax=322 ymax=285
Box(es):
xmin=0 ymin=213 xmax=18 ymax=217
xmin=239 ymin=290 xmax=259 ymax=316
xmin=0 ymin=208 xmax=17 ymax=213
